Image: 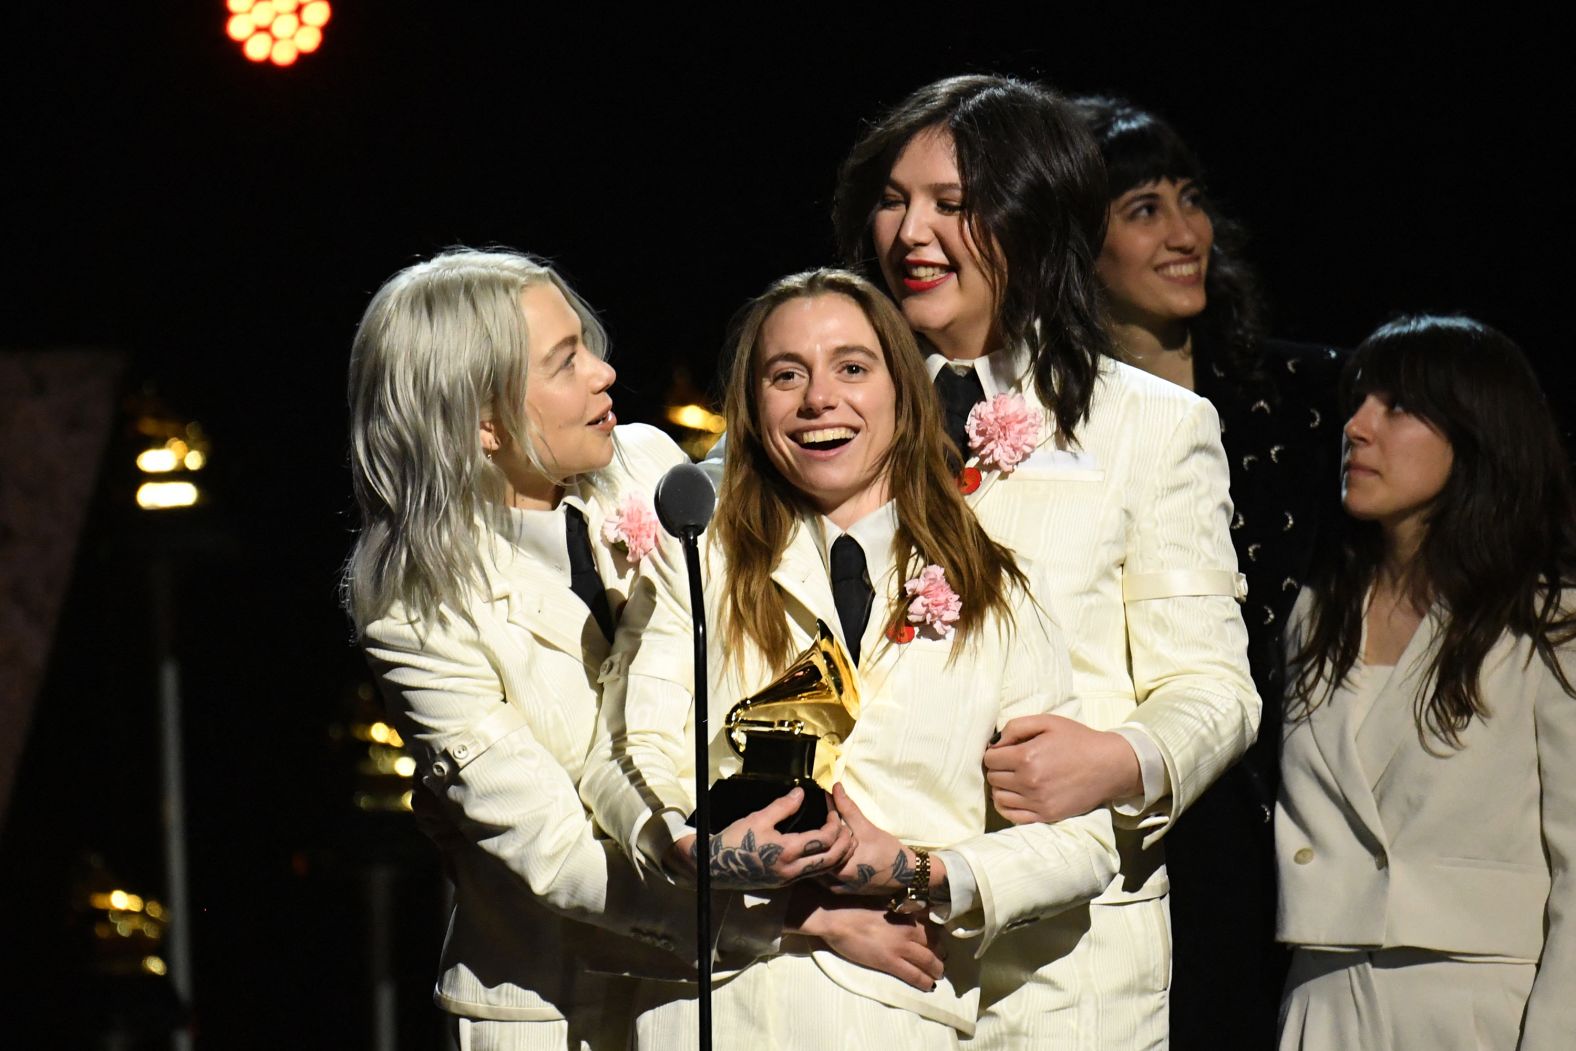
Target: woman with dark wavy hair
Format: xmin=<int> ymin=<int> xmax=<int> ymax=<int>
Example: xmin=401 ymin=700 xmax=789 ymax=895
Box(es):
xmin=1070 ymin=94 xmax=1347 ymax=1048
xmin=1277 ymin=316 xmax=1576 ymax=1049
xmin=834 ymin=75 xmax=1258 ymax=1049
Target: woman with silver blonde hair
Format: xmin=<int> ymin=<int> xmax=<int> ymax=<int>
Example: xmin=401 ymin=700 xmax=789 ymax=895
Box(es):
xmin=344 ymin=248 xmax=870 ymax=1049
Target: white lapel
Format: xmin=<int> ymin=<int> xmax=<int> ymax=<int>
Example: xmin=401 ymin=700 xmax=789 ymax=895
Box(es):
xmin=486 ymin=528 xmax=612 ymax=672
xmin=1305 ymin=665 xmax=1389 ymax=842
xmin=770 ymin=521 xmax=839 ymax=642
xmin=1355 ymin=607 xmax=1443 ymax=792
xmin=963 ymin=352 xmax=1065 ymax=509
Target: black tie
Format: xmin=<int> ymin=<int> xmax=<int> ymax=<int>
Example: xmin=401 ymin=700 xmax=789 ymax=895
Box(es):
xmin=830 ymin=535 xmax=873 ymax=665
xmin=934 ymin=365 xmax=985 ymax=467
xmin=564 ymin=506 xmax=616 ymax=642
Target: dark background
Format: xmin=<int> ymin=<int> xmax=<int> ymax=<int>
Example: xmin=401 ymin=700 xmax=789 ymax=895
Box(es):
xmin=3 ymin=4 xmax=1569 ymax=1047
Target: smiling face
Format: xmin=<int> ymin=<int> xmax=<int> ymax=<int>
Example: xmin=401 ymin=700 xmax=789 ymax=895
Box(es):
xmin=869 ymin=126 xmax=1000 ymax=361
xmin=755 ymin=292 xmax=897 ymax=528
xmin=1096 ymin=178 xmax=1213 ymax=335
xmin=482 ymin=281 xmax=617 ymax=508
xmin=1342 ymin=392 xmax=1455 ymax=552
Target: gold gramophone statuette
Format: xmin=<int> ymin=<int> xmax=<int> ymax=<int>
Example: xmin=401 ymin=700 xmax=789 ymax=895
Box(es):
xmin=703 ymin=620 xmax=861 ymax=834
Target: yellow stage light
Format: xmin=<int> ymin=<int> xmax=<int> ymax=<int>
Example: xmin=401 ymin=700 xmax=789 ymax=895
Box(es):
xmin=137 ymin=482 xmax=199 ymax=510
xmin=137 ymin=448 xmax=179 ymax=473
xmin=301 ymin=1 xmax=331 ymax=28
xmin=183 ymin=449 xmax=206 ymax=470
xmin=143 ymin=956 xmax=168 ymax=976
xmin=666 ymin=404 xmax=727 ymax=433
xmin=393 ymin=756 xmax=416 ymax=778
xmin=227 ymin=0 xmax=328 ymax=66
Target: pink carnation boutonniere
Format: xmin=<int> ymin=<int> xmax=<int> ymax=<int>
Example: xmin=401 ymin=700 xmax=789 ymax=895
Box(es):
xmin=900 ymin=564 xmax=962 ymax=641
xmin=965 ymin=393 xmax=1041 ymax=473
xmin=601 ymin=494 xmax=659 ymax=565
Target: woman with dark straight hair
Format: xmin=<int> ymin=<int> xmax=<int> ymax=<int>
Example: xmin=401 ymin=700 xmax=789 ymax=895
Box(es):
xmin=834 ymin=75 xmax=1258 ymax=1048
xmin=1277 ymin=316 xmax=1576 ymax=1049
xmin=1071 ymin=94 xmax=1346 ymax=1048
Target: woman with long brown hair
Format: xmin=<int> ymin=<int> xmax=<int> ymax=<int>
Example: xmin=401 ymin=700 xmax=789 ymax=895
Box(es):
xmin=583 ymin=268 xmax=1118 ymax=1048
xmin=1276 ymin=316 xmax=1576 ymax=1048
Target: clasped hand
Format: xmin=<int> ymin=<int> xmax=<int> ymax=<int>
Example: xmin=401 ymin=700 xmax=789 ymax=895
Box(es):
xmin=984 ymin=714 xmax=1141 ymax=824
xmin=668 ymin=787 xmax=854 ymax=891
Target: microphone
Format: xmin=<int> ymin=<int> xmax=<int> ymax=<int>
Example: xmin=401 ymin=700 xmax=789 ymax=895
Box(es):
xmin=652 ymin=461 xmax=716 ymax=1051
xmin=654 ymin=462 xmax=716 ymax=539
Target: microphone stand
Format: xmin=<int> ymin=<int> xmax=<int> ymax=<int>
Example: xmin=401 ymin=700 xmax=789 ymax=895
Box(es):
xmin=654 ymin=461 xmax=718 ymax=1051
xmin=677 ymin=524 xmax=712 ymax=1051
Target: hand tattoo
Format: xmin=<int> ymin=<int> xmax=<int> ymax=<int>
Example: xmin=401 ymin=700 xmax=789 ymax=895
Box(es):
xmin=891 ymin=849 xmax=915 ymax=888
xmin=693 ymin=829 xmax=788 ymax=890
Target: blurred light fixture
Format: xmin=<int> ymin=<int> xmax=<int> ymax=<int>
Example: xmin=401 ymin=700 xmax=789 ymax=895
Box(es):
xmin=134 ymin=417 xmax=209 ymax=510
xmin=225 ymin=0 xmax=330 ymax=67
xmin=666 ymin=404 xmax=726 ymax=434
xmin=137 ymin=482 xmax=200 ymax=510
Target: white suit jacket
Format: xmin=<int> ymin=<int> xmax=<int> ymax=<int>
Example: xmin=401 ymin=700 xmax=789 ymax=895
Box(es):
xmin=1276 ymin=591 xmax=1576 ymax=1049
xmin=362 ymin=424 xmax=770 ymax=1024
xmin=956 ymin=351 xmax=1258 ymax=901
xmin=581 ymin=513 xmax=1119 ymax=1035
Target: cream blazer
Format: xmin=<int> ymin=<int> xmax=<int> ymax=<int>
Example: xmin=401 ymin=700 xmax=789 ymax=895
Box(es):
xmin=581 ymin=515 xmax=1119 ymax=1036
xmin=962 ymin=352 xmax=1258 ymax=900
xmin=1276 ymin=591 xmax=1576 ymax=1049
xmin=362 ymin=424 xmax=769 ymax=1025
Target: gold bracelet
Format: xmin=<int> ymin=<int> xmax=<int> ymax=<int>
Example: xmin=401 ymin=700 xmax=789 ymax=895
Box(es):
xmin=887 ymin=847 xmax=930 ymax=916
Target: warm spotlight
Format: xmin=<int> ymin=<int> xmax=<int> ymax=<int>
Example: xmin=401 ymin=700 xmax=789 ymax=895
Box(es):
xmin=225 ymin=0 xmax=330 ymax=67
xmin=137 ymin=482 xmax=200 ymax=510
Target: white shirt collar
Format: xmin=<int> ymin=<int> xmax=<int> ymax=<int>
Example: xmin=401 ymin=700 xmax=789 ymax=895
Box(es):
xmin=814 ymin=501 xmax=900 ymax=593
xmin=501 ymin=492 xmax=592 ymax=587
xmin=923 ymin=347 xmax=1030 ymax=399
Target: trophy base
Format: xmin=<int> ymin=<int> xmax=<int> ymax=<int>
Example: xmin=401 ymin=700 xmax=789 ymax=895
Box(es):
xmin=699 ymin=777 xmax=828 ymax=835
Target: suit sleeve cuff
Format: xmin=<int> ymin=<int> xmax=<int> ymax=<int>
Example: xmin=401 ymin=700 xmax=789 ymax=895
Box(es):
xmin=930 ymin=849 xmax=983 ymax=932
xmin=1110 ymin=723 xmax=1171 ymax=818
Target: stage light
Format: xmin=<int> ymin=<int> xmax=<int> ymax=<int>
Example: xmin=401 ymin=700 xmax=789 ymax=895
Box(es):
xmin=143 ymin=956 xmax=168 ymax=976
xmin=137 ymin=482 xmax=199 ymax=510
xmin=225 ymin=0 xmax=330 ymax=67
xmin=667 ymin=404 xmax=726 ymax=433
xmin=137 ymin=448 xmax=179 ymax=473
xmin=243 ymin=32 xmax=270 ymax=62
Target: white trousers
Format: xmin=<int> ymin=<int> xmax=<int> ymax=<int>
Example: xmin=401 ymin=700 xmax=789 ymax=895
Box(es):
xmin=969 ymin=896 xmax=1171 ymax=1050
xmin=1278 ymin=947 xmax=1535 ymax=1051
xmin=630 ymin=953 xmax=962 ymax=1050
